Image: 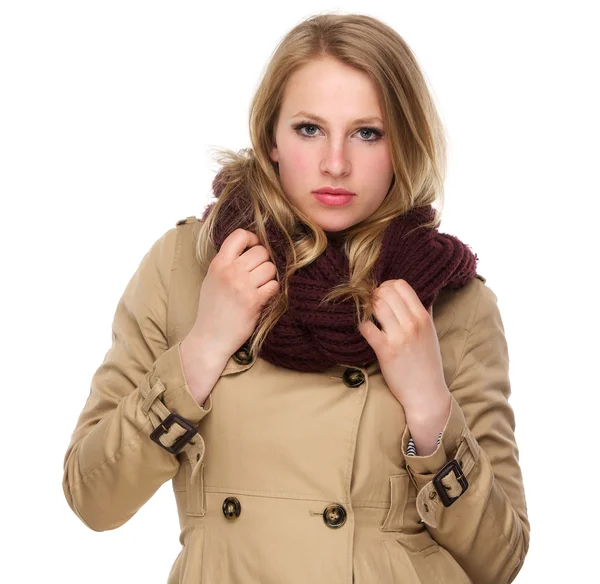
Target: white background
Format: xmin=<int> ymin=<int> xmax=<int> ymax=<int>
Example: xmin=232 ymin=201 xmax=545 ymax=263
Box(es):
xmin=2 ymin=1 xmax=598 ymax=582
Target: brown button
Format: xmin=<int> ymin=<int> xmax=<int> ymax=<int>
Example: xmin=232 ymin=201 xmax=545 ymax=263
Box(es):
xmin=323 ymin=504 xmax=347 ymax=528
xmin=232 ymin=343 xmax=253 ymax=365
xmin=342 ymin=368 xmax=364 ymax=388
xmin=222 ymin=497 xmax=241 ymax=520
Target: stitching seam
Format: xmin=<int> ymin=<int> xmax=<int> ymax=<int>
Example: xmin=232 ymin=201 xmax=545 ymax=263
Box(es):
xmin=448 ymin=281 xmax=484 ymax=387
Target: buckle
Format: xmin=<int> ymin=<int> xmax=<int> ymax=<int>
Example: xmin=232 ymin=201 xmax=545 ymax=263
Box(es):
xmin=149 ymin=412 xmax=198 ymax=454
xmin=433 ymin=459 xmax=468 ymax=507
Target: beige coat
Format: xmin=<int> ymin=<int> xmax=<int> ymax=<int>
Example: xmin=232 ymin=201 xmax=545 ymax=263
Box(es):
xmin=62 ymin=216 xmax=530 ymax=584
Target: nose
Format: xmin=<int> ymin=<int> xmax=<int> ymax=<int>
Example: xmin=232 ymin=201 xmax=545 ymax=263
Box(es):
xmin=319 ymin=139 xmax=351 ymax=177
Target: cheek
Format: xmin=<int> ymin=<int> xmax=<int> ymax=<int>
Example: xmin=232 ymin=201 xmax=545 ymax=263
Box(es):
xmin=283 ymin=145 xmax=313 ymax=176
xmin=365 ymin=149 xmax=394 ymax=187
xmin=368 ymin=147 xmax=393 ymax=173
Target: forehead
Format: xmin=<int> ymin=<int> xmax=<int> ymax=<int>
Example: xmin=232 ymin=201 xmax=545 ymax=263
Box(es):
xmin=280 ymin=58 xmax=383 ymax=120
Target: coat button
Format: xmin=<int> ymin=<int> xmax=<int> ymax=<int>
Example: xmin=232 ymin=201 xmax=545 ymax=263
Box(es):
xmin=323 ymin=504 xmax=347 ymax=528
xmin=232 ymin=343 xmax=253 ymax=365
xmin=222 ymin=497 xmax=241 ymax=520
xmin=342 ymin=368 xmax=365 ymax=388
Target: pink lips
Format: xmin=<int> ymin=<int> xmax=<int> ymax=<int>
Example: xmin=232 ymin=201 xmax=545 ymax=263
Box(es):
xmin=313 ymin=187 xmax=355 ymax=196
xmin=313 ymin=192 xmax=354 ymax=206
xmin=312 ymin=187 xmax=356 ymax=207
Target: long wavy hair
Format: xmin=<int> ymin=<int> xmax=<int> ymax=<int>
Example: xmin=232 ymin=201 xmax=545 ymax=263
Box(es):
xmin=195 ymin=11 xmax=447 ymax=359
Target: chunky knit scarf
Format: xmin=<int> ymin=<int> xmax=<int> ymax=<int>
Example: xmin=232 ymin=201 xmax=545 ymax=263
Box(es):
xmin=200 ymin=169 xmax=478 ymax=373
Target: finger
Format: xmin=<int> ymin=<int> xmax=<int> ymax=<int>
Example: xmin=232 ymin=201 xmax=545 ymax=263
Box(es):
xmin=377 ymin=286 xmax=412 ymax=332
xmin=358 ymin=319 xmax=382 ymax=350
xmin=238 ymin=243 xmax=273 ymax=272
xmin=372 ymin=292 xmax=402 ymax=338
xmin=249 ymin=259 xmax=279 ymax=289
xmin=390 ymin=279 xmax=428 ymax=319
xmin=219 ymin=229 xmax=261 ymax=263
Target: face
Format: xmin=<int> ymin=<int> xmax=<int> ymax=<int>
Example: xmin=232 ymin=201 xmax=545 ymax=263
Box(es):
xmin=270 ymin=57 xmax=394 ymax=235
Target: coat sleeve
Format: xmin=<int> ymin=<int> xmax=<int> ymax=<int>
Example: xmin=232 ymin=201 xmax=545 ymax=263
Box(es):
xmin=62 ymin=226 xmax=212 ymax=532
xmin=400 ymin=280 xmax=530 ymax=584
xmin=406 ymin=432 xmax=442 ymax=455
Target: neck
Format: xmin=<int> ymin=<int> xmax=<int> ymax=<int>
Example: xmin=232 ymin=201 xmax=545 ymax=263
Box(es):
xmin=325 ymin=230 xmax=347 ymax=247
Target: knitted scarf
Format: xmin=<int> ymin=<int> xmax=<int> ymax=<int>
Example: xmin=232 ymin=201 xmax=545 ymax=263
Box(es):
xmin=200 ymin=169 xmax=478 ymax=373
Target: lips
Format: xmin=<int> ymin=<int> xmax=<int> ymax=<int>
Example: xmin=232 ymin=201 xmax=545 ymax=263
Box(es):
xmin=313 ymin=187 xmax=355 ymax=196
xmin=312 ymin=192 xmax=355 ymax=207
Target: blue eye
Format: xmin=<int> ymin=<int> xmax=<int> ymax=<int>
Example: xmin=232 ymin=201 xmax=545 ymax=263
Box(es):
xmin=294 ymin=122 xmax=383 ymax=143
xmin=357 ymin=127 xmax=381 ymax=141
xmin=296 ymin=123 xmax=319 ymax=137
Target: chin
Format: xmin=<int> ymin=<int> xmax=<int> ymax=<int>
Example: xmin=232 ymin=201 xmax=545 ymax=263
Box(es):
xmin=321 ymin=219 xmax=355 ymax=232
xmin=301 ymin=208 xmax=355 ymax=234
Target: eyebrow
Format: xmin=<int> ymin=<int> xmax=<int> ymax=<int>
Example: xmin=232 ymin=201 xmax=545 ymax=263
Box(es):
xmin=291 ymin=110 xmax=383 ymax=125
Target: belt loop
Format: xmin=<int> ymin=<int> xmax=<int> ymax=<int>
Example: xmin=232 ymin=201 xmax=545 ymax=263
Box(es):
xmin=142 ymin=380 xmax=166 ymax=415
xmin=186 ymin=460 xmax=206 ymax=516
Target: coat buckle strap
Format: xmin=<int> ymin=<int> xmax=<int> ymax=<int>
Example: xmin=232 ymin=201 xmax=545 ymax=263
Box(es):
xmin=141 ymin=378 xmax=201 ymax=457
xmin=415 ymin=428 xmax=480 ymax=527
xmin=433 ymin=459 xmax=468 ymax=507
xmin=149 ymin=412 xmax=198 ymax=455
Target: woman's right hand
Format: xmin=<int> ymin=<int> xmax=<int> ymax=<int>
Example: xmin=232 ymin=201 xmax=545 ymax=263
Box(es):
xmin=184 ymin=228 xmax=280 ymax=364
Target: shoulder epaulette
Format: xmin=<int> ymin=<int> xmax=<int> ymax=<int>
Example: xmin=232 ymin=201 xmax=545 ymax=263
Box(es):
xmin=175 ymin=216 xmax=200 ymax=226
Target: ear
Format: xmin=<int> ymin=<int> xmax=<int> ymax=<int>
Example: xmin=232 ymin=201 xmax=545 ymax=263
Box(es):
xmin=270 ymin=141 xmax=278 ymax=164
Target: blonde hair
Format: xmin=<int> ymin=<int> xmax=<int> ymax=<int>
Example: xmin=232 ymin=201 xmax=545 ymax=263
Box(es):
xmin=196 ymin=11 xmax=447 ymax=359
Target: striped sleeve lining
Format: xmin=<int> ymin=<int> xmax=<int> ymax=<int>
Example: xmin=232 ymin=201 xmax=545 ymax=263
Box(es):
xmin=406 ymin=431 xmax=443 ymax=456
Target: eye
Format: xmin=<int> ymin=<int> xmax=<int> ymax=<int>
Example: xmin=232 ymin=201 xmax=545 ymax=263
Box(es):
xmin=294 ymin=123 xmax=320 ymax=137
xmin=293 ymin=122 xmax=383 ymax=143
xmin=357 ymin=128 xmax=381 ymax=141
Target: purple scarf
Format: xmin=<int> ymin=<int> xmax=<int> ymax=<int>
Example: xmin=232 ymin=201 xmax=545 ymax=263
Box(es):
xmin=201 ymin=169 xmax=478 ymax=372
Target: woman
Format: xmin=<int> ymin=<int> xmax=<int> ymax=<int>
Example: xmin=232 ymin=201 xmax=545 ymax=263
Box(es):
xmin=62 ymin=12 xmax=530 ymax=584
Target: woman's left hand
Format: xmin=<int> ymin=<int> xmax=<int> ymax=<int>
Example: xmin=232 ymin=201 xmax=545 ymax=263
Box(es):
xmin=358 ymin=279 xmax=450 ymax=415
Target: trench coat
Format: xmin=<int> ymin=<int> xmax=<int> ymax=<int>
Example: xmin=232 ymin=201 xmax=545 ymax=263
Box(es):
xmin=62 ymin=215 xmax=530 ymax=584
